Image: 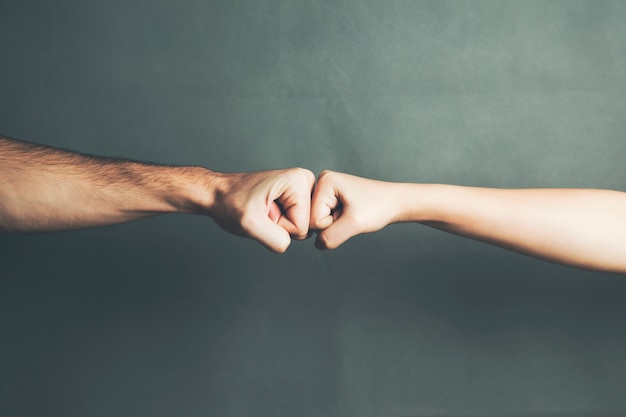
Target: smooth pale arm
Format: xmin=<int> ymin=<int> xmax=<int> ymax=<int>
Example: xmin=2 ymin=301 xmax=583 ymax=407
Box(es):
xmin=311 ymin=171 xmax=626 ymax=274
xmin=398 ymin=184 xmax=626 ymax=273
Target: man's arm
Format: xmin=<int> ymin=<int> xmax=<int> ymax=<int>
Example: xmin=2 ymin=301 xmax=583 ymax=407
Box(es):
xmin=0 ymin=136 xmax=314 ymax=253
xmin=310 ymin=170 xmax=626 ymax=274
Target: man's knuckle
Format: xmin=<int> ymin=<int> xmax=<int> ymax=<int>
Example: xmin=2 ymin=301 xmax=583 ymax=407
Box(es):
xmin=289 ymin=167 xmax=314 ymax=183
xmin=275 ymin=242 xmax=289 ymax=253
xmin=239 ymin=213 xmax=259 ymax=234
xmin=297 ymin=225 xmax=309 ymax=237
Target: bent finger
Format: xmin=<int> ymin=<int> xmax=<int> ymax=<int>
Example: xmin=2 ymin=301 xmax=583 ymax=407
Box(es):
xmin=311 ymin=176 xmax=340 ymax=230
xmin=244 ymin=214 xmax=292 ymax=253
xmin=315 ymin=215 xmax=357 ymax=250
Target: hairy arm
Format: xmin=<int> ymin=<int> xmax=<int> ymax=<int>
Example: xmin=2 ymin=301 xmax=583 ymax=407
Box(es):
xmin=311 ymin=171 xmax=626 ymax=274
xmin=0 ymin=136 xmax=314 ymax=252
xmin=0 ymin=136 xmax=202 ymax=231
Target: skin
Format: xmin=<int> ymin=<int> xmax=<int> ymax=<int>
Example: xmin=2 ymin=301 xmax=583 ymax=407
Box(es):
xmin=3 ymin=136 xmax=626 ymax=272
xmin=0 ymin=136 xmax=315 ymax=253
xmin=310 ymin=170 xmax=626 ymax=274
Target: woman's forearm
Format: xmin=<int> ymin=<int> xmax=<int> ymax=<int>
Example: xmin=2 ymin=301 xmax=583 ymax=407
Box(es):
xmin=400 ymin=184 xmax=626 ymax=273
xmin=310 ymin=171 xmax=626 ymax=273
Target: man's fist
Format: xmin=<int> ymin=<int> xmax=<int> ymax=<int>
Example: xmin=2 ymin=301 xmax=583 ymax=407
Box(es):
xmin=208 ymin=167 xmax=315 ymax=253
xmin=310 ymin=170 xmax=405 ymax=250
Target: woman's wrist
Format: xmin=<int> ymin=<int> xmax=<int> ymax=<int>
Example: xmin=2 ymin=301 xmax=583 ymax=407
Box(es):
xmin=392 ymin=183 xmax=447 ymax=224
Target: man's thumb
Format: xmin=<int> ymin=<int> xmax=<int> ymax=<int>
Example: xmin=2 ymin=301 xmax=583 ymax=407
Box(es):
xmin=244 ymin=214 xmax=291 ymax=253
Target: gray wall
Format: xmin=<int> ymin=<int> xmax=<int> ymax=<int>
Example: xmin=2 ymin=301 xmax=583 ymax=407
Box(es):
xmin=2 ymin=1 xmax=626 ymax=416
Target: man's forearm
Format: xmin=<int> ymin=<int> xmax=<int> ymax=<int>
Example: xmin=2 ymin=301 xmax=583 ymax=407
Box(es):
xmin=0 ymin=136 xmax=314 ymax=253
xmin=399 ymin=184 xmax=626 ymax=273
xmin=0 ymin=137 xmax=213 ymax=232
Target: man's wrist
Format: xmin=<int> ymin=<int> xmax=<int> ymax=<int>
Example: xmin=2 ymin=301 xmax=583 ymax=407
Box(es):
xmin=164 ymin=166 xmax=221 ymax=216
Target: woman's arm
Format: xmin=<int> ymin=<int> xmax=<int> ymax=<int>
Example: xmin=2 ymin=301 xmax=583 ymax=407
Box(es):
xmin=310 ymin=170 xmax=626 ymax=274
